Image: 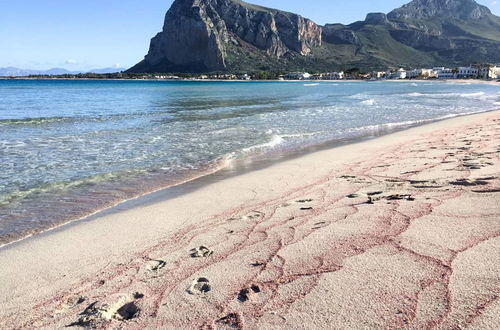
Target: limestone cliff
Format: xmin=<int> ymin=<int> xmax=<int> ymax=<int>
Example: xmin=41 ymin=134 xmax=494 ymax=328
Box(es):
xmin=128 ymin=0 xmax=322 ymax=72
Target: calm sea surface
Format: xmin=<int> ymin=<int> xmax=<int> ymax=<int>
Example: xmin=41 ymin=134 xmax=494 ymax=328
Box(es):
xmin=0 ymin=79 xmax=499 ymax=244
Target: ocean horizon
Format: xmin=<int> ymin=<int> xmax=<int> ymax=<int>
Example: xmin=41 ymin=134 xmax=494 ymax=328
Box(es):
xmin=1 ymin=79 xmax=499 ymax=245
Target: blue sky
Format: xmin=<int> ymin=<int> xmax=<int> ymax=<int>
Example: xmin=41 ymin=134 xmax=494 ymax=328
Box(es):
xmin=1 ymin=0 xmax=499 ymax=70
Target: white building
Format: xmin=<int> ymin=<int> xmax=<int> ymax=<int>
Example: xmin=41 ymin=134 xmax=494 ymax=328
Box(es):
xmin=488 ymin=66 xmax=500 ymax=79
xmin=323 ymin=72 xmax=344 ymax=80
xmin=406 ymin=69 xmax=419 ymax=79
xmin=419 ymin=68 xmax=436 ymax=78
xmin=433 ymin=67 xmax=456 ymax=79
xmin=373 ymin=71 xmax=388 ymax=79
xmin=285 ymin=72 xmax=311 ymax=80
xmin=457 ymin=67 xmax=478 ymax=79
xmin=396 ymin=68 xmax=407 ymax=79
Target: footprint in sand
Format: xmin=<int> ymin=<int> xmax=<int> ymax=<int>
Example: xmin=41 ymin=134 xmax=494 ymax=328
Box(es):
xmin=188 ymin=277 xmax=211 ymax=295
xmin=190 ymin=246 xmax=213 ymax=258
xmin=476 ymin=176 xmax=497 ymax=181
xmin=312 ymin=221 xmax=329 ymax=230
xmin=242 ymin=211 xmax=263 ymax=220
xmin=284 ymin=198 xmax=314 ymax=210
xmin=102 ymin=293 xmax=143 ymax=321
xmin=296 ymin=199 xmax=314 ymax=203
xmin=216 ymin=313 xmax=242 ymax=329
xmin=463 ymin=163 xmax=484 ymax=170
xmin=230 ymin=211 xmax=264 ymax=221
xmin=352 ymin=193 xmax=415 ymax=204
xmin=237 ymin=284 xmax=261 ymax=302
xmin=67 ymin=301 xmax=101 ymax=328
xmin=449 ymin=179 xmax=489 ymax=186
xmin=280 ymin=199 xmax=314 ymax=208
xmin=55 ymin=296 xmax=86 ymax=314
xmin=472 ymin=188 xmax=500 ymax=193
xmin=385 ymin=194 xmax=415 ymax=201
xmin=145 ymin=259 xmax=166 ymax=272
xmin=347 ymin=193 xmax=361 ymax=199
xmin=298 ymin=200 xmax=314 ymax=210
xmin=67 ymin=292 xmax=143 ymax=327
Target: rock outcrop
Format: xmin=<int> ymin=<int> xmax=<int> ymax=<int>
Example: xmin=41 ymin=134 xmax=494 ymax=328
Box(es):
xmin=129 ymin=0 xmax=322 ymax=72
xmin=364 ymin=13 xmax=390 ymax=25
xmin=386 ymin=0 xmax=498 ymax=53
xmin=387 ymin=0 xmax=492 ymax=20
xmin=322 ymin=24 xmax=360 ymax=45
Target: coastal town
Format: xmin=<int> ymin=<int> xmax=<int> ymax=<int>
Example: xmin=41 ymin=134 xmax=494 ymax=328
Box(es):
xmin=5 ymin=64 xmax=499 ymax=82
xmin=155 ymin=65 xmax=500 ymax=81
xmin=287 ymin=65 xmax=500 ymax=81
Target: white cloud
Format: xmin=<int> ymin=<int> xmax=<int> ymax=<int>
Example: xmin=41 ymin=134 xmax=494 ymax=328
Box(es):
xmin=113 ymin=63 xmax=122 ymax=68
xmin=492 ymin=1 xmax=498 ymax=5
xmin=65 ymin=59 xmax=78 ymax=65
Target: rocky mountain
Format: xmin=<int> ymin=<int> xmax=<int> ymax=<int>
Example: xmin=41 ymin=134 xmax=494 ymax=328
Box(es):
xmin=128 ymin=0 xmax=500 ymax=73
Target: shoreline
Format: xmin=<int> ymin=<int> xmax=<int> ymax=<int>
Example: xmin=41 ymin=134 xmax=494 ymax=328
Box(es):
xmin=0 ymin=110 xmax=499 ymax=328
xmin=1 ymin=77 xmax=499 ymax=85
xmin=1 ymin=107 xmax=497 ymax=249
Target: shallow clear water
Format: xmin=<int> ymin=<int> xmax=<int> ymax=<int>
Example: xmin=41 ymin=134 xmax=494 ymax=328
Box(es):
xmin=0 ymin=79 xmax=499 ymax=244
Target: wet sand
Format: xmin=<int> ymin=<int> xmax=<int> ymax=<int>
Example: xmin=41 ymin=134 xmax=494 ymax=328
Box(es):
xmin=0 ymin=110 xmax=499 ymax=329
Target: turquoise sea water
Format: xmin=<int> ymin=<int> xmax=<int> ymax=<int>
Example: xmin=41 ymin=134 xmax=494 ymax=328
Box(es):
xmin=0 ymin=79 xmax=499 ymax=244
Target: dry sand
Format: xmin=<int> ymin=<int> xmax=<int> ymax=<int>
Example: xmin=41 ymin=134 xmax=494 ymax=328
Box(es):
xmin=0 ymin=111 xmax=499 ymax=329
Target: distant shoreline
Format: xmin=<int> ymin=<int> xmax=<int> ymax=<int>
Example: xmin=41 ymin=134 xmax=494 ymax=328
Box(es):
xmin=1 ymin=77 xmax=499 ymax=85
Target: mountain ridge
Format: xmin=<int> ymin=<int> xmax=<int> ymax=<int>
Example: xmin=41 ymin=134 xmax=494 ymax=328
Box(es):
xmin=0 ymin=67 xmax=127 ymax=77
xmin=128 ymin=0 xmax=500 ymax=73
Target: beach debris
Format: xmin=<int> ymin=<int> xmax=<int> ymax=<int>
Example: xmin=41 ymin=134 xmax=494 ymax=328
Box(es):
xmin=250 ymin=262 xmax=264 ymax=267
xmin=188 ymin=277 xmax=211 ymax=295
xmin=237 ymin=285 xmax=261 ymax=302
xmin=145 ymin=259 xmax=166 ymax=272
xmin=190 ymin=246 xmax=213 ymax=258
xmin=347 ymin=193 xmax=360 ymax=199
xmin=366 ymin=191 xmax=383 ymax=196
xmin=300 ymin=207 xmax=314 ymax=210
